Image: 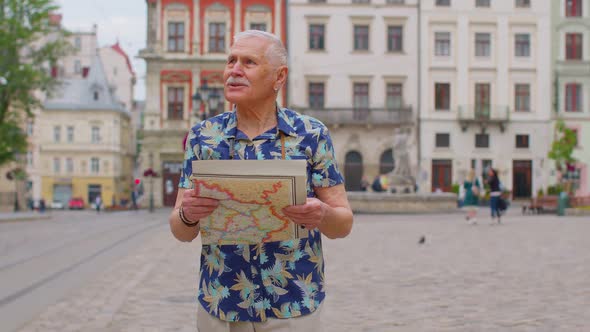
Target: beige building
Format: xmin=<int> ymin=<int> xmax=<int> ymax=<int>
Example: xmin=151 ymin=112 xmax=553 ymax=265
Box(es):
xmin=40 ymin=55 xmax=134 ymax=208
xmin=288 ymin=0 xmax=419 ymax=191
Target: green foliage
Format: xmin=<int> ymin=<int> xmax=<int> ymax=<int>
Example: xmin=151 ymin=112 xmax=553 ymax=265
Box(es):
xmin=451 ymin=183 xmax=460 ymax=194
xmin=0 ymin=0 xmax=71 ymax=166
xmin=0 ymin=121 xmax=28 ymax=165
xmin=548 ymin=119 xmax=578 ymax=172
xmin=547 ymin=184 xmax=563 ymax=196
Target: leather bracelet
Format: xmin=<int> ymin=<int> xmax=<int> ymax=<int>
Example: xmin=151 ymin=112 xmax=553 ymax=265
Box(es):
xmin=179 ymin=206 xmax=199 ymax=227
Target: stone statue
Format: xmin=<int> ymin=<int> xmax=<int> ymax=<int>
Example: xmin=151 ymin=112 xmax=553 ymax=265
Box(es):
xmin=388 ymin=128 xmax=416 ymax=191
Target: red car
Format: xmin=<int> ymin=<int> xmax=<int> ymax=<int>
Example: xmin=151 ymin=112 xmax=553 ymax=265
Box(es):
xmin=68 ymin=197 xmax=85 ymax=210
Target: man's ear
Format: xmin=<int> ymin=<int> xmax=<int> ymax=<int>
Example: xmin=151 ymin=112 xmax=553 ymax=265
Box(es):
xmin=276 ymin=66 xmax=288 ymax=87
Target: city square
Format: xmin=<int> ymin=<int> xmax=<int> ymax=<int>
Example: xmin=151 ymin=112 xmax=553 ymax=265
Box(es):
xmin=2 ymin=208 xmax=588 ymax=331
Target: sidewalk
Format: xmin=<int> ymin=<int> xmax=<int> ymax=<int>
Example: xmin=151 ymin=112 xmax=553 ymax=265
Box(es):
xmin=0 ymin=211 xmax=52 ymax=222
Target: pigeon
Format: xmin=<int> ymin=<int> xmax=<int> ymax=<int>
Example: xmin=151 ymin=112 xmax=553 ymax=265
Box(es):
xmin=418 ymin=236 xmax=426 ymax=245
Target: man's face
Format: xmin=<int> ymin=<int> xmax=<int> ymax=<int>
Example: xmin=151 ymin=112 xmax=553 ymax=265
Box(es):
xmin=223 ymin=37 xmax=280 ymax=105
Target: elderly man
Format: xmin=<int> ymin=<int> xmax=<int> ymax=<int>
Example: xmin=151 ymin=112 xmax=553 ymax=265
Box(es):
xmin=169 ymin=30 xmax=353 ymax=331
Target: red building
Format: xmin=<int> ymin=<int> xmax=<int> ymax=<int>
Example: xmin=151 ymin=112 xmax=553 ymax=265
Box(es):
xmin=138 ymin=0 xmax=287 ymax=207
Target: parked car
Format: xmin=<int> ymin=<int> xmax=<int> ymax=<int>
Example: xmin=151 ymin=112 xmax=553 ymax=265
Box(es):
xmin=68 ymin=197 xmax=85 ymax=210
xmin=50 ymin=200 xmax=65 ymax=210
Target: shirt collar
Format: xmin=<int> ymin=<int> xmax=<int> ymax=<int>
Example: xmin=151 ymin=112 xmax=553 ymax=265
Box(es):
xmin=223 ymin=105 xmax=298 ymax=139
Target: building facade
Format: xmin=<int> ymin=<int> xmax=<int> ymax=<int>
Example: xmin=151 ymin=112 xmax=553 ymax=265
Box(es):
xmin=420 ymin=0 xmax=552 ymax=197
xmin=138 ymin=0 xmax=287 ymax=207
xmin=40 ymin=56 xmax=134 ymax=208
xmin=552 ymin=0 xmax=590 ymax=196
xmin=288 ymin=0 xmax=419 ymax=192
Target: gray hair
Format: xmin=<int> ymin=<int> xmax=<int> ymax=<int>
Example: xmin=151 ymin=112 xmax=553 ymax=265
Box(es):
xmin=233 ymin=30 xmax=287 ymax=67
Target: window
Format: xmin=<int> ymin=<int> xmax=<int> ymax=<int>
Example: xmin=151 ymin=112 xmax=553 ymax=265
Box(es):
xmin=53 ymin=126 xmax=61 ymax=142
xmin=515 ymin=34 xmax=530 ymax=57
xmin=167 ymin=87 xmax=184 ymax=120
xmin=353 ymin=82 xmax=369 ymax=120
xmin=167 ymin=22 xmax=185 ymax=52
xmin=308 ymin=82 xmax=325 ymax=109
xmin=387 ymin=26 xmax=403 ymax=52
xmin=565 ymin=83 xmax=582 ymax=112
xmin=386 ymin=0 xmax=404 ymax=3
xmin=515 ymin=0 xmax=530 ymax=8
xmin=386 ymin=83 xmax=403 ymax=109
xmin=26 ymin=151 xmax=33 ymax=166
xmin=309 ymin=0 xmax=326 ymax=2
xmin=435 ymin=32 xmax=451 ymax=56
xmin=91 ymin=157 xmax=100 ymax=174
xmin=515 ymin=84 xmax=530 ymax=112
xmin=67 ymin=126 xmax=74 ymax=142
xmin=516 ymin=134 xmax=530 ymax=148
xmin=353 ymin=25 xmax=369 ymax=51
xmin=53 ymin=158 xmax=60 ymax=173
xmin=476 ymin=0 xmax=490 ymax=7
xmin=436 ymin=0 xmax=450 ymax=6
xmin=435 ymin=133 xmax=450 ymax=148
xmin=566 ymin=33 xmax=583 ymax=60
xmin=74 ymin=37 xmax=81 ymax=50
xmin=93 ymin=91 xmax=99 ymax=101
xmin=475 ymin=33 xmax=491 ymax=57
xmin=435 ymin=83 xmax=450 ymax=110
xmin=91 ymin=126 xmax=101 ymax=143
xmin=566 ymin=0 xmax=582 ymax=17
xmin=74 ymin=60 xmax=81 ymax=74
xmin=475 ymin=133 xmax=489 ymax=148
xmin=309 ymin=24 xmax=325 ymax=50
xmin=66 ymin=158 xmax=74 ymax=173
xmin=352 ymin=0 xmax=370 ymax=3
xmin=209 ymin=23 xmax=226 ymax=53
xmin=250 ymin=23 xmax=267 ymax=31
xmin=475 ymin=83 xmax=491 ymax=118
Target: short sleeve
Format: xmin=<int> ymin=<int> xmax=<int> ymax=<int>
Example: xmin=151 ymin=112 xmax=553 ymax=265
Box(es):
xmin=178 ymin=129 xmax=198 ymax=189
xmin=310 ymin=125 xmax=344 ymax=188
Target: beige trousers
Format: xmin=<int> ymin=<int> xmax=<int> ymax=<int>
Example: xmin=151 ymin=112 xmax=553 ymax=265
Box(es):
xmin=197 ymin=305 xmax=323 ymax=332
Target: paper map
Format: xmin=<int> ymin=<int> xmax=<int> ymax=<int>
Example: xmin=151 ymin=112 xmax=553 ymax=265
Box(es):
xmin=191 ymin=174 xmax=307 ymax=245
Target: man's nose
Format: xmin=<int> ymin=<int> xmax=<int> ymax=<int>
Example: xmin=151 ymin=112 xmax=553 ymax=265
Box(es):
xmin=230 ymin=61 xmax=244 ymax=76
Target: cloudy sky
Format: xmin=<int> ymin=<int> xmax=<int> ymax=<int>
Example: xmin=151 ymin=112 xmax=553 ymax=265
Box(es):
xmin=56 ymin=0 xmax=147 ymax=100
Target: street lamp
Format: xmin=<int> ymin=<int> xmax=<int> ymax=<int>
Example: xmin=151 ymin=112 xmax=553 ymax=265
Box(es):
xmin=143 ymin=152 xmax=158 ymax=213
xmin=192 ymin=79 xmax=222 ymax=121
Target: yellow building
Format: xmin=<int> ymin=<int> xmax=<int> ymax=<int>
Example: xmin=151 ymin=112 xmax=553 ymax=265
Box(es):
xmin=39 ymin=55 xmax=134 ymax=208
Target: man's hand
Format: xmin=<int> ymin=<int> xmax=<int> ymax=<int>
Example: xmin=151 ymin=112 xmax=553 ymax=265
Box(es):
xmin=181 ymin=188 xmax=220 ymax=221
xmin=282 ymin=198 xmax=327 ymax=230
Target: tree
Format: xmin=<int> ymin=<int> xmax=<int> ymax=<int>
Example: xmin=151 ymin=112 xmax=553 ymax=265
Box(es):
xmin=548 ymin=119 xmax=578 ymax=193
xmin=0 ymin=0 xmax=71 ymax=166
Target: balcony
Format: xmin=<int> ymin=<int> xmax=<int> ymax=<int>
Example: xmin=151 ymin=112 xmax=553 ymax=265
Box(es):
xmin=298 ymin=107 xmax=413 ymax=126
xmin=457 ymin=105 xmax=510 ymax=132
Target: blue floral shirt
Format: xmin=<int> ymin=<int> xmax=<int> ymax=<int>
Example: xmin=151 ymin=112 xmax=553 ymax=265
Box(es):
xmin=179 ymin=107 xmax=344 ymax=322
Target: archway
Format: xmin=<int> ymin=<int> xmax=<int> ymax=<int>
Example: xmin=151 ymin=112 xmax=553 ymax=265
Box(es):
xmin=344 ymin=151 xmax=363 ymax=191
xmin=379 ymin=148 xmax=395 ymax=174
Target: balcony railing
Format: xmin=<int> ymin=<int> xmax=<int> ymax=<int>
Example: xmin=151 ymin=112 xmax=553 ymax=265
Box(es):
xmin=298 ymin=107 xmax=413 ymax=126
xmin=457 ymin=105 xmax=510 ymax=132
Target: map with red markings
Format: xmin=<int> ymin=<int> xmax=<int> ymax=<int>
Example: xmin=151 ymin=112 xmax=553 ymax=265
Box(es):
xmin=192 ymin=177 xmax=306 ymax=245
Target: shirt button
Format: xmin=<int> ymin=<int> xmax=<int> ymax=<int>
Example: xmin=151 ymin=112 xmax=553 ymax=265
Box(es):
xmin=255 ymin=285 xmax=260 ymax=289
xmin=253 ymin=255 xmax=258 ymax=260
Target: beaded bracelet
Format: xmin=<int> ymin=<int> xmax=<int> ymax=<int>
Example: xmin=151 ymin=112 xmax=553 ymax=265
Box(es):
xmin=179 ymin=206 xmax=199 ymax=227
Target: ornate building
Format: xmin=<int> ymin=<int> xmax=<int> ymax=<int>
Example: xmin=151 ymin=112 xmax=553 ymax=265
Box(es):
xmin=419 ymin=0 xmax=552 ymax=197
xmin=138 ymin=0 xmax=287 ymax=207
xmin=287 ymin=0 xmax=419 ymax=192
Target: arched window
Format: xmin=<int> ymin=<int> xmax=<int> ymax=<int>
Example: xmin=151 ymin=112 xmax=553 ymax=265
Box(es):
xmin=344 ymin=151 xmax=363 ymax=191
xmin=379 ymin=148 xmax=395 ymax=174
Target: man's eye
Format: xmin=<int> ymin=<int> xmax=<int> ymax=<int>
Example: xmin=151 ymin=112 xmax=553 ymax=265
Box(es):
xmin=227 ymin=58 xmax=236 ymax=64
xmin=246 ymin=59 xmax=255 ymax=65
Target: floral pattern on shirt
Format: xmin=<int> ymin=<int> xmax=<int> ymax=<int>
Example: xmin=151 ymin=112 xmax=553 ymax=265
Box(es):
xmin=179 ymin=107 xmax=343 ymax=322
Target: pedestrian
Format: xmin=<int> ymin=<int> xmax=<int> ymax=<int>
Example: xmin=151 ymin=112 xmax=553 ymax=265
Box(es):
xmin=131 ymin=191 xmax=138 ymax=211
xmin=39 ymin=198 xmax=46 ymax=213
xmin=169 ymin=30 xmax=353 ymax=331
xmin=95 ymin=195 xmax=102 ymax=213
xmin=462 ymin=169 xmax=481 ymax=224
xmin=360 ymin=175 xmax=369 ymax=192
xmin=486 ymin=167 xmax=502 ymax=224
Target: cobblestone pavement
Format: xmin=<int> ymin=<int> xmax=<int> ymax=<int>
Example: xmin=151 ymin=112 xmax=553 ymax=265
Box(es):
xmin=17 ymin=209 xmax=590 ymax=331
